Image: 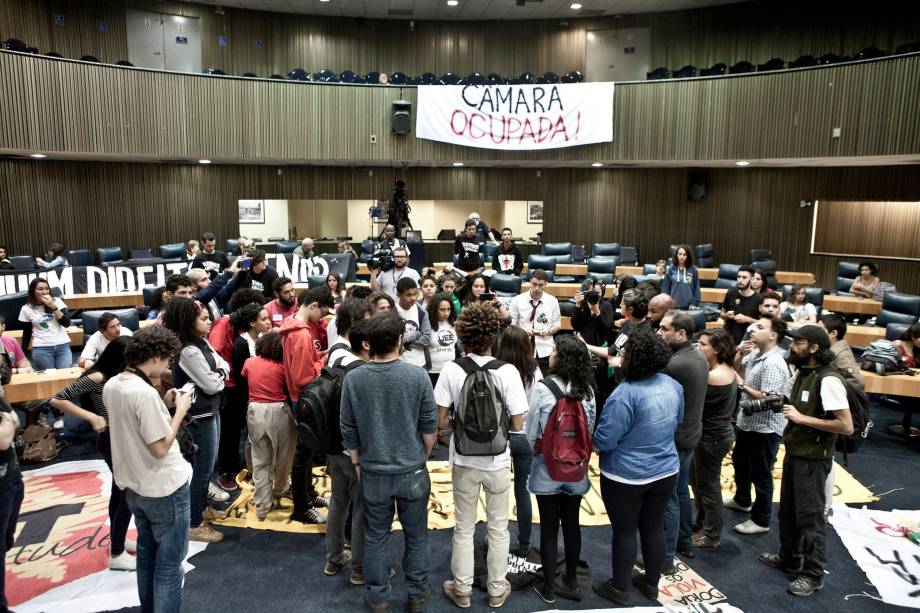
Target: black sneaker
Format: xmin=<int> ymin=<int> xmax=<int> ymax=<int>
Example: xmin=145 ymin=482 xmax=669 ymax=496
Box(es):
xmin=555 ymin=574 xmax=582 ymax=601
xmin=408 ymin=586 xmax=431 ymax=613
xmin=677 ymin=543 xmax=695 ymax=558
xmin=532 ymin=579 xmax=555 ymax=604
xmin=758 ymin=552 xmax=802 ymax=575
xmin=592 ymin=579 xmax=629 ymax=606
xmin=311 ymin=495 xmax=329 ymax=508
xmin=631 ymin=569 xmax=660 ymax=603
xmin=290 ymin=508 xmax=326 ymax=524
xmin=787 ymin=575 xmax=824 ymax=597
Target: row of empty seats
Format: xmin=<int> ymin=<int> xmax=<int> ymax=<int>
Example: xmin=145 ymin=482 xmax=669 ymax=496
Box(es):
xmin=647 ymin=43 xmax=920 ymax=80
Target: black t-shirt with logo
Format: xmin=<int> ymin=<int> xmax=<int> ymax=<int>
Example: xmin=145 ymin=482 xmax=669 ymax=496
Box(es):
xmin=722 ymin=288 xmax=764 ymax=345
xmin=454 ymin=235 xmax=482 ymax=272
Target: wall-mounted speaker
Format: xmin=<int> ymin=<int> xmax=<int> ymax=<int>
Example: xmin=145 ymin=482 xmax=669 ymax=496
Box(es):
xmin=392 ymin=100 xmax=412 ymax=135
xmin=687 ymin=170 xmax=708 ymax=201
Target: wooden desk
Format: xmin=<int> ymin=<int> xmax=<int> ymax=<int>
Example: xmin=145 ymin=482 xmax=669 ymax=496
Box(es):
xmin=824 ymin=295 xmax=882 ymax=316
xmin=702 ymin=288 xmax=728 ymax=303
xmin=65 ymin=292 xmax=144 ymax=310
xmin=5 ymin=327 xmax=84 ymax=347
xmin=863 ymin=370 xmax=920 ymax=397
xmin=2 ymin=367 xmax=83 ymax=403
xmin=846 ymin=325 xmax=885 ymax=347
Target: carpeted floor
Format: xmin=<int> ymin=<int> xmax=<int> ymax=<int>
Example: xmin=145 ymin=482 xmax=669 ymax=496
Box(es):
xmin=39 ymin=397 xmax=920 ymax=613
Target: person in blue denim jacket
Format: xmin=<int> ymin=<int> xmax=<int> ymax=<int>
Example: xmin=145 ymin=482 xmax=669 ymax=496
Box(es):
xmin=526 ymin=335 xmax=596 ymax=604
xmin=592 ymin=330 xmax=684 ymax=607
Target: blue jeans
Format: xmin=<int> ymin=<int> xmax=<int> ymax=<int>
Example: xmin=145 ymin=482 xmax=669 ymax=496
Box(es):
xmin=188 ymin=415 xmax=219 ymax=527
xmin=126 ymin=483 xmax=190 ymax=613
xmin=31 ymin=342 xmax=72 ymax=369
xmin=361 ymin=468 xmax=431 ymax=606
xmin=664 ymin=449 xmax=694 ymax=562
xmin=509 ymin=433 xmax=533 ymax=547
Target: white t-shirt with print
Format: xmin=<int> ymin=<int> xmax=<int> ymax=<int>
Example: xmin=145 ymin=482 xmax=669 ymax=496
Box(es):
xmin=434 ymin=354 xmax=528 ymax=471
xmin=429 ymin=321 xmax=458 ymax=373
xmin=396 ymin=302 xmax=427 ymax=368
xmin=19 ymin=298 xmax=70 ymax=347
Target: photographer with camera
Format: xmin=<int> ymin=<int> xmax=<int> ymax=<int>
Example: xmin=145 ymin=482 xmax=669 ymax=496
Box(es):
xmin=727 ymin=316 xmax=791 ymax=536
xmin=759 ymin=325 xmax=853 ymax=597
xmin=572 ymin=278 xmax=615 ymax=394
xmin=378 ymin=224 xmax=410 ymax=256
xmin=370 ymin=246 xmax=419 ymax=298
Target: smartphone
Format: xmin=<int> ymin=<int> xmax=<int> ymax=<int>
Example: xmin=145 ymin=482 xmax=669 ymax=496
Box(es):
xmin=240 ymin=258 xmax=251 ymax=270
xmin=480 ymin=292 xmax=496 ymax=302
xmin=179 ymin=382 xmax=197 ymax=404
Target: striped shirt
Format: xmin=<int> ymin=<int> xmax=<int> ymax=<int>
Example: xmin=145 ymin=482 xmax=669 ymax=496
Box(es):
xmin=54 ymin=375 xmax=108 ymax=422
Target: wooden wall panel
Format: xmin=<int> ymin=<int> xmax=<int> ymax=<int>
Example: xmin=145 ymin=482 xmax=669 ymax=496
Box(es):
xmin=2 ymin=50 xmax=919 ymax=164
xmin=2 ymin=1 xmax=918 ymax=77
xmin=812 ymin=201 xmax=920 ymax=261
xmin=2 ymin=160 xmax=918 ymax=294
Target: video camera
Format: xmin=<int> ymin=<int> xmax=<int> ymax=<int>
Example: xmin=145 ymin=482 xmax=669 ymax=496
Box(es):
xmin=368 ymin=247 xmax=395 ymax=272
xmin=739 ymin=393 xmax=785 ymax=416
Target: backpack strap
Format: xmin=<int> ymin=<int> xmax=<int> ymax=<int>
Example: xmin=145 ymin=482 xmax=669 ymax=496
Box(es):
xmin=541 ymin=377 xmax=565 ymax=401
xmin=455 ymin=356 xmax=479 ymax=376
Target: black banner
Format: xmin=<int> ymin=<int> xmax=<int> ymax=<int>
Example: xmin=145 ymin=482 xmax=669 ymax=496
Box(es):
xmin=0 ymin=253 xmax=353 ymax=298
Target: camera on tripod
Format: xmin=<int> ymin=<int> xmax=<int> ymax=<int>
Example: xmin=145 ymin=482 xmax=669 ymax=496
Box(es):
xmin=368 ymin=247 xmax=395 ymax=271
xmin=739 ymin=393 xmax=785 ymax=416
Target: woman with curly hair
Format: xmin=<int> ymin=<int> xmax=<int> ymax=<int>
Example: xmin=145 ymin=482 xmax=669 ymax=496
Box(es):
xmin=162 ymin=298 xmax=230 ymax=544
xmin=526 ymin=334 xmax=596 ymax=603
xmin=426 ymin=292 xmax=459 ymax=383
xmin=592 ymin=330 xmax=683 ymax=606
xmin=368 ymin=291 xmax=395 ymax=315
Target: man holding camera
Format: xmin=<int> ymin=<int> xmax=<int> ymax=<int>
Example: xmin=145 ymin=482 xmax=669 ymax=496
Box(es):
xmin=370 ymin=246 xmax=419 ymax=298
xmin=572 ymin=278 xmax=614 ymax=392
xmin=760 ymin=325 xmax=853 ymax=597
xmin=727 ymin=316 xmax=791 ymax=535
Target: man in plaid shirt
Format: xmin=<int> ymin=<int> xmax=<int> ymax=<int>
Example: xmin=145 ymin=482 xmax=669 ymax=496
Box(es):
xmin=726 ymin=316 xmax=791 ymax=534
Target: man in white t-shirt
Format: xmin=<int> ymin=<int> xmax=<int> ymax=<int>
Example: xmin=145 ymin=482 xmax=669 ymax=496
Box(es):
xmin=509 ymin=269 xmax=561 ymax=369
xmin=103 ymin=326 xmax=193 ymax=613
xmin=394 ymin=278 xmax=432 ymax=369
xmin=370 ymin=247 xmax=420 ymax=298
xmin=434 ymin=302 xmax=527 ymax=609
xmin=79 ymin=312 xmax=134 ymax=368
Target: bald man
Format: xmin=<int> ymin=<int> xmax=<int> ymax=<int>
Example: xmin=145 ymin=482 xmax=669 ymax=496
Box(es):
xmin=647 ymin=294 xmax=675 ymax=330
xmin=293 ymin=238 xmax=315 ymax=259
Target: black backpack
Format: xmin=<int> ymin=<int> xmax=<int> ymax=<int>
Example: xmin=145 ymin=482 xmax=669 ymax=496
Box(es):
xmin=453 ymin=357 xmax=509 ymax=456
xmin=822 ymin=367 xmax=872 ymax=460
xmin=295 ymin=349 xmax=365 ymax=454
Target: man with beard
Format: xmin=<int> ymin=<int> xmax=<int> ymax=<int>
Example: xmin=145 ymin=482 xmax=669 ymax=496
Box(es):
xmin=721 ymin=266 xmax=763 ymax=346
xmin=760 ymin=325 xmax=852 ymax=597
xmin=266 ymin=277 xmax=298 ymax=329
xmin=492 ymin=228 xmax=524 ymax=276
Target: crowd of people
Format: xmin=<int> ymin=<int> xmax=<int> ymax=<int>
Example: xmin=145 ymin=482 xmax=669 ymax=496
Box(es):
xmin=9 ymin=226 xmax=917 ymax=613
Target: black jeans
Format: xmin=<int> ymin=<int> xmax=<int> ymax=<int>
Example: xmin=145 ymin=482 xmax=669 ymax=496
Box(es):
xmin=778 ymin=454 xmax=832 ymax=580
xmin=535 ymin=493 xmax=582 ymax=594
xmin=731 ymin=429 xmax=781 ymax=528
xmin=690 ymin=437 xmax=733 ymax=539
xmin=600 ymin=473 xmax=676 ymax=592
xmin=291 ymin=439 xmax=318 ymax=513
xmin=217 ymin=386 xmax=247 ymax=476
xmin=98 ymin=430 xmax=133 ymax=556
xmin=0 ymin=480 xmax=24 ymax=612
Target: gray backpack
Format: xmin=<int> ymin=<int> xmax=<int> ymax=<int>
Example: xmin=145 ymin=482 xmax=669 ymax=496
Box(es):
xmin=453 ymin=357 xmax=509 ymax=456
xmin=861 ymin=340 xmax=907 ymax=375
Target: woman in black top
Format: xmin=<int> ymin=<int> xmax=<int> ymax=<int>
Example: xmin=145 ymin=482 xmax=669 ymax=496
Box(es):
xmin=50 ymin=337 xmax=135 ymax=569
xmin=689 ymin=329 xmax=738 ymax=548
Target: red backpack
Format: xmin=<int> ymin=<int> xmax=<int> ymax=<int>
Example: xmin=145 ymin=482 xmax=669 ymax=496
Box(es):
xmin=535 ymin=378 xmax=591 ymax=482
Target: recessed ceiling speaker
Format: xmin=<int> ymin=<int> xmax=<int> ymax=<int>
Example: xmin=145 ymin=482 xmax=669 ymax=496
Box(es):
xmin=687 ymin=170 xmax=708 ymax=201
xmin=392 ymin=100 xmax=412 ymax=135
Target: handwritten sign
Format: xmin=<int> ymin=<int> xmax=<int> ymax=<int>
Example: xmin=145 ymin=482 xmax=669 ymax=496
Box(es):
xmin=416 ymin=83 xmax=614 ymax=151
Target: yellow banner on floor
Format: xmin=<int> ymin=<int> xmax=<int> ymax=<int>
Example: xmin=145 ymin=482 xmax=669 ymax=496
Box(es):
xmin=212 ymin=444 xmax=875 ymax=534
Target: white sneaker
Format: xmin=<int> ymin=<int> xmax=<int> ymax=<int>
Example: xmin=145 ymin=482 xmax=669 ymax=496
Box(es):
xmin=125 ymin=539 xmax=137 ymax=553
xmin=109 ymin=551 xmax=137 ymax=571
xmin=735 ymin=519 xmax=769 ymax=534
xmin=208 ymin=482 xmax=230 ymax=502
xmin=723 ymin=498 xmax=752 ymax=513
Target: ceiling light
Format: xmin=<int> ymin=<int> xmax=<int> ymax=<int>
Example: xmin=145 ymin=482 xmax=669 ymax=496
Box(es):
xmin=452 ymin=162 xmax=464 ymax=167
xmin=30 ymin=153 xmax=47 ymax=158
xmin=735 ymin=160 xmax=750 ymax=166
xmin=570 ymin=3 xmax=583 ymax=9
xmin=447 ymin=0 xmax=458 ymax=5
xmin=198 ymin=159 xmax=212 ymax=164
xmin=591 ymin=162 xmax=603 ymax=167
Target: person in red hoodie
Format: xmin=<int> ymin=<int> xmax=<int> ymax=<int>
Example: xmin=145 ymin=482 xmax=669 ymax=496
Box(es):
xmin=280 ymin=286 xmax=334 ymax=524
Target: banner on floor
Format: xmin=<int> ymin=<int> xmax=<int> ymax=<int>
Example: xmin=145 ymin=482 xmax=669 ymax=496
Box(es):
xmin=0 ymin=253 xmax=351 ymax=298
xmin=9 ymin=460 xmax=206 ymax=613
xmin=415 ymin=83 xmax=614 ymax=150
xmin=830 ymin=504 xmax=920 ymax=609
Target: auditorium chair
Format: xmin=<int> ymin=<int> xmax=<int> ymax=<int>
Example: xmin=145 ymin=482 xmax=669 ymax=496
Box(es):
xmin=646 ymin=67 xmax=670 ymax=80
xmin=686 ymin=309 xmax=707 ymax=335
xmin=542 ymin=243 xmax=572 ymax=260
xmin=45 ymin=51 xmax=63 ymax=58
xmin=781 ymin=285 xmax=825 ymax=312
xmin=729 ymin=61 xmax=755 ymax=74
xmin=80 ymin=55 xmax=100 ymax=63
xmin=700 ymin=63 xmax=727 ymax=77
xmin=417 ymin=72 xmax=439 ymax=85
xmin=751 ymin=259 xmax=778 ymax=289
xmin=518 ymin=72 xmax=535 ymax=84
xmin=159 ymin=243 xmax=185 ymax=259
xmin=896 ymin=42 xmax=920 ymax=55
xmin=130 ymin=249 xmax=153 ymax=260
xmin=875 ymin=292 xmax=920 ymax=328
xmin=525 ymin=255 xmax=556 ymax=282
xmin=674 ymin=65 xmax=697 ymax=78
xmin=67 ymin=249 xmax=92 ymax=266
xmin=143 ymin=286 xmax=158 ymax=307
xmin=592 ymin=243 xmax=620 ymax=258
xmin=441 ymin=72 xmax=460 ymax=85
xmin=835 ymin=261 xmax=860 ymax=295
xmin=483 ymin=243 xmax=499 ymax=261
xmin=81 ymin=308 xmax=140 ymax=340
xmin=490 ymin=274 xmax=522 ymax=298
xmin=202 ymin=67 xmax=225 ymax=75
xmin=695 ymin=244 xmax=716 ymax=268
xmin=2 ymin=39 xmax=30 ymax=52
xmin=757 ymin=58 xmax=785 ymax=72
xmin=307 ymin=275 xmax=328 ymax=288
xmin=587 ymin=257 xmax=616 ymax=276
xmin=587 ymin=273 xmax=615 ymax=285
xmin=390 ymin=72 xmax=408 ymax=85
xmin=365 ymin=71 xmax=381 ymax=84
xmin=818 ymin=53 xmax=849 ymax=65
xmin=275 ymin=241 xmax=299 ymax=254
xmin=9 ymin=256 xmax=35 ymax=271
xmin=270 ymin=74 xmax=285 ymax=80
xmin=267 ymin=236 xmax=285 ymax=242
xmin=358 ymin=240 xmax=376 ymax=263
xmin=226 ymin=239 xmax=240 ymax=256
xmin=287 ymin=68 xmax=310 ymax=81
xmin=643 ymin=264 xmax=658 ymax=275
xmin=667 ymin=244 xmax=680 ymax=259
xmin=715 ymin=264 xmax=741 ymax=289
xmin=116 ymin=60 xmax=134 ymax=67
xmin=789 ymin=55 xmax=818 ymax=69
xmin=854 ymin=47 xmax=887 ymax=61
xmin=561 ymin=70 xmax=583 ymax=83
xmin=338 ymin=70 xmax=358 ymax=83
xmin=0 ymin=291 xmax=28 ymax=330
xmin=95 ymin=247 xmax=123 ymax=265
xmin=619 ymin=247 xmax=639 ymax=266
xmin=747 ymin=249 xmax=772 ymax=264
xmin=886 ymin=323 xmax=910 ymax=342
xmin=486 ymin=73 xmax=504 ymax=85
xmin=537 ymin=72 xmax=558 ymax=84
xmin=241 ymin=72 xmax=258 ymax=78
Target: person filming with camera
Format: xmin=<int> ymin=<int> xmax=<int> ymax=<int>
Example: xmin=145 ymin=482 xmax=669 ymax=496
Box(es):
xmin=370 ymin=246 xmax=419 ymax=298
xmin=572 ymin=278 xmax=615 ymax=394
xmin=759 ymin=325 xmax=852 ymax=597
xmin=726 ymin=315 xmax=791 ymax=536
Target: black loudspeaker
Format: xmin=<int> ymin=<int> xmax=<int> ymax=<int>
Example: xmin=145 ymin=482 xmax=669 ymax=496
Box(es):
xmin=392 ymin=100 xmax=412 ymax=135
xmin=687 ymin=170 xmax=707 ymax=201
